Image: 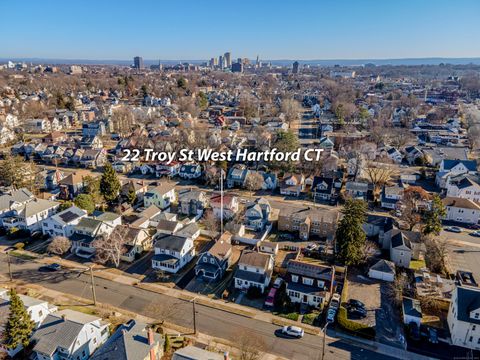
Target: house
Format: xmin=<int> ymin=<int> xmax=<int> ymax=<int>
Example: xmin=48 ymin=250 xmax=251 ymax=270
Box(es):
xmin=155 ymin=162 xmax=181 ymax=178
xmin=31 ymin=309 xmax=109 ymax=360
xmin=446 ymin=175 xmax=480 ymax=203
xmin=442 ymin=197 xmax=480 ymax=225
xmin=178 ymin=163 xmax=202 ymax=179
xmin=380 ymin=185 xmax=404 ymax=210
xmin=259 ymin=171 xmax=278 ymax=190
xmin=402 ymin=297 xmax=423 ymax=327
xmin=195 ymin=232 xmax=232 ymax=281
xmin=436 ymin=159 xmax=477 ymax=188
xmin=25 ymin=118 xmax=51 ymax=133
xmin=1 ymin=198 xmax=59 ymax=233
xmin=70 ymin=216 xmax=117 ymax=258
xmin=277 ymin=207 xmax=338 ymax=241
xmin=177 ymin=189 xmax=208 ymax=216
xmin=363 ymin=214 xmax=394 ymax=249
xmin=404 ymin=146 xmax=424 ymax=165
xmin=151 ymin=234 xmax=195 ymax=273
xmin=42 ymin=205 xmax=87 ymax=237
xmin=59 ymin=171 xmax=89 ymax=200
xmin=210 ymin=193 xmax=239 ymax=220
xmin=311 ymin=176 xmax=335 ymax=202
xmin=244 ymin=197 xmax=271 ymax=231
xmin=448 ymin=285 xmax=480 ymax=350
xmin=144 ymin=182 xmax=176 ymax=210
xmin=286 ymin=260 xmax=334 ymax=308
xmin=257 ymin=240 xmax=279 ymax=255
xmin=80 ymin=149 xmax=106 ymax=168
xmin=117 ymin=225 xmax=152 ymax=263
xmin=280 ymin=173 xmax=305 ymax=197
xmin=345 ymin=181 xmax=369 ymax=200
xmin=129 ymin=205 xmax=162 ymax=228
xmin=82 ymin=120 xmax=106 ymax=137
xmin=156 ymin=219 xmax=183 ymax=235
xmin=0 ymin=290 xmax=58 ymax=358
xmin=91 ymin=320 xmax=163 ymax=360
xmin=386 ymin=147 xmax=403 ymax=163
xmin=234 ymin=250 xmax=274 ymax=293
xmin=227 ymin=164 xmax=249 ymax=188
xmin=172 ymin=346 xmax=225 ymax=360
xmin=390 ymin=230 xmax=424 ymax=268
xmin=0 ymin=188 xmax=34 ymax=219
xmin=45 ymin=169 xmax=66 ymax=190
xmin=422 ymin=146 xmax=469 ymax=166
xmin=80 ymin=135 xmax=103 ymax=149
xmin=368 ymin=259 xmax=396 ymax=282
xmin=121 ymin=180 xmax=148 ymax=202
xmin=175 ymin=222 xmax=200 ymax=240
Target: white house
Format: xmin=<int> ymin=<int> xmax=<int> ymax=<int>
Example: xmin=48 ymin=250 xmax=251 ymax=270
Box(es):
xmin=210 ymin=193 xmax=239 ymax=220
xmin=442 ymin=197 xmax=480 ymax=225
xmin=368 ymin=259 xmax=396 ymax=282
xmin=380 ymin=185 xmax=404 ymax=210
xmin=31 ymin=309 xmax=109 ymax=360
xmin=151 ymin=234 xmax=195 ymax=273
xmin=143 ymin=183 xmax=176 ymax=210
xmin=390 ymin=230 xmax=423 ymax=268
xmin=2 ymin=198 xmax=59 ymax=232
xmin=42 ymin=205 xmax=87 ymax=237
xmin=446 ymin=175 xmax=480 ymax=203
xmin=386 ymin=147 xmax=403 ymax=163
xmin=402 ymin=297 xmax=422 ymax=327
xmin=280 ymin=173 xmax=305 ymax=197
xmin=234 ymin=250 xmax=273 ymax=293
xmin=436 ymin=159 xmax=477 ymax=188
xmin=448 ymin=285 xmax=480 ymax=350
xmin=178 ymin=163 xmax=202 ymax=179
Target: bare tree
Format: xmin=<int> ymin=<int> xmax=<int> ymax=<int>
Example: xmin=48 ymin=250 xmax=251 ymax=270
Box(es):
xmin=386 ymin=273 xmax=409 ymax=307
xmin=364 ymin=163 xmax=397 ymax=202
xmin=234 ymin=329 xmax=266 ymax=360
xmin=281 ymin=98 xmax=301 ymax=125
xmin=244 ymin=172 xmax=264 ymax=192
xmin=47 ymin=236 xmax=71 ymax=255
xmin=425 ymin=236 xmax=448 ymax=274
xmin=399 ymin=187 xmax=431 ymax=231
xmin=92 ymin=226 xmax=127 ymax=268
xmin=202 ymin=209 xmax=220 ymax=233
xmin=111 ymin=107 xmax=135 ymax=136
xmin=388 ymin=128 xmax=414 ymax=149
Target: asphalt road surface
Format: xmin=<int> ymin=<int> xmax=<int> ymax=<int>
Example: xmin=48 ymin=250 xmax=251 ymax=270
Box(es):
xmin=0 ymin=254 xmax=396 ymax=360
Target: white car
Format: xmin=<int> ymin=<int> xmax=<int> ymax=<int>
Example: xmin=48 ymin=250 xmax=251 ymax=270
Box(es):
xmin=281 ymin=326 xmax=304 ymax=338
xmin=273 ymin=277 xmax=284 ymax=289
xmin=330 ymin=293 xmax=341 ymax=309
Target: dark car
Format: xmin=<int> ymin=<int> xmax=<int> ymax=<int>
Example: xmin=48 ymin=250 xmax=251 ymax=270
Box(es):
xmin=470 ymin=230 xmax=480 ymax=238
xmin=347 ymin=299 xmax=366 ymax=310
xmin=347 ymin=307 xmax=367 ymax=319
xmin=429 ymin=328 xmax=438 ymax=344
xmin=38 ymin=263 xmax=62 ymax=272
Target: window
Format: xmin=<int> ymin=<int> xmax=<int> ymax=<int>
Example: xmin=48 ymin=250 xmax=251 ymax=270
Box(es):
xmin=475 ymin=313 xmax=479 ymax=319
xmin=474 ymin=325 xmax=477 ymax=331
xmin=470 ymin=336 xmax=473 ymax=342
xmin=302 ymin=277 xmax=313 ymax=286
xmin=210 ymin=258 xmax=215 ymax=264
xmin=203 ymin=257 xmax=207 ymax=262
xmin=291 ymin=275 xmax=299 ymax=283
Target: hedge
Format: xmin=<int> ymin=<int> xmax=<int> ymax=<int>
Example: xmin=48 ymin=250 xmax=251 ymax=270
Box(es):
xmin=278 ymin=312 xmax=299 ymax=321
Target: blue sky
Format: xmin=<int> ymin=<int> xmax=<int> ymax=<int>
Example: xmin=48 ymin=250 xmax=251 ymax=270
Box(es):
xmin=1 ymin=0 xmax=479 ymax=60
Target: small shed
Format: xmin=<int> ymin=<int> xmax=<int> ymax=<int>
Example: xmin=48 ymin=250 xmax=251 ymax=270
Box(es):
xmin=368 ymin=259 xmax=396 ymax=282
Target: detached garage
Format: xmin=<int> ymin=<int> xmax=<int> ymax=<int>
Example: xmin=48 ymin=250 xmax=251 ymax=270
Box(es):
xmin=368 ymin=259 xmax=396 ymax=282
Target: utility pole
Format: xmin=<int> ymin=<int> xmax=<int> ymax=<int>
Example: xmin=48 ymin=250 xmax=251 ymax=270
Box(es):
xmin=321 ymin=323 xmax=328 ymax=360
xmin=192 ymin=299 xmax=197 ymax=334
xmin=89 ymin=266 xmax=97 ymax=306
xmin=6 ymin=251 xmax=13 ymax=282
xmin=220 ymin=169 xmax=224 ymax=234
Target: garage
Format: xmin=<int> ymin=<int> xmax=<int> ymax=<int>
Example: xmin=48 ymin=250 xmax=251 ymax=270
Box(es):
xmin=368 ymin=259 xmax=396 ymax=282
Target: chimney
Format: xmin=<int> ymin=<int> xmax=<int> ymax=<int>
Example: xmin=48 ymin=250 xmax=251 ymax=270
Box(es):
xmin=148 ymin=328 xmax=156 ymax=360
xmin=224 ymin=351 xmax=229 ymax=360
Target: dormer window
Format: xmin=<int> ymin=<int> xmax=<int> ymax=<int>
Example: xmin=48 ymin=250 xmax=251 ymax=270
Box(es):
xmin=475 ymin=313 xmax=479 ymax=319
xmin=291 ymin=275 xmax=299 ymax=283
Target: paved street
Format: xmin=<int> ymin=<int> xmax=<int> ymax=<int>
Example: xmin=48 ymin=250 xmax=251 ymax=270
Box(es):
xmin=0 ymin=253 xmax=396 ymax=360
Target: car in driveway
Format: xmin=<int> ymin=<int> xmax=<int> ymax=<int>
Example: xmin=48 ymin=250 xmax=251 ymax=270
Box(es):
xmin=445 ymin=226 xmax=462 ymax=233
xmin=38 ymin=263 xmax=62 ymax=272
xmin=273 ymin=277 xmax=284 ymax=289
xmin=429 ymin=328 xmax=438 ymax=344
xmin=347 ymin=306 xmax=367 ymax=319
xmin=470 ymin=230 xmax=480 ymax=237
xmin=326 ymin=308 xmax=337 ymax=323
xmin=281 ymin=326 xmax=304 ymax=338
xmin=347 ymin=299 xmax=366 ymax=311
xmin=330 ymin=293 xmax=341 ymax=309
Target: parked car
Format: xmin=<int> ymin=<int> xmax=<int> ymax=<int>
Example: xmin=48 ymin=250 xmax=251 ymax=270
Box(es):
xmin=347 ymin=299 xmax=366 ymax=311
xmin=38 ymin=263 xmax=62 ymax=272
xmin=470 ymin=230 xmax=480 ymax=238
xmin=281 ymin=326 xmax=304 ymax=338
xmin=347 ymin=307 xmax=367 ymax=319
xmin=326 ymin=308 xmax=337 ymax=323
xmin=330 ymin=293 xmax=341 ymax=309
xmin=304 ymin=243 xmax=318 ymax=252
xmin=273 ymin=277 xmax=284 ymax=289
xmin=445 ymin=226 xmax=462 ymax=233
xmin=264 ymin=288 xmax=277 ymax=307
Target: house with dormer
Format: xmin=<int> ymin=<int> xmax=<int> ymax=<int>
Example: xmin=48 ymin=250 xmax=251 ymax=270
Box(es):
xmin=311 ymin=176 xmax=335 ymax=202
xmin=436 ymin=159 xmax=477 ymax=188
xmin=280 ymin=173 xmax=305 ymax=197
xmin=195 ymin=232 xmax=233 ymax=281
xmin=244 ymin=198 xmax=271 ymax=231
xmin=144 ymin=182 xmax=176 ymax=210
xmin=448 ymin=285 xmax=480 ymax=350
xmin=234 ymin=250 xmax=273 ymax=293
xmin=151 ymin=234 xmax=195 ymax=273
xmin=227 ymin=164 xmax=249 ymax=188
xmin=286 ymin=260 xmax=334 ymax=308
xmin=446 ymin=175 xmax=480 ymax=203
xmin=179 ymin=163 xmax=202 ymax=179
xmin=390 ymin=230 xmax=424 ymax=268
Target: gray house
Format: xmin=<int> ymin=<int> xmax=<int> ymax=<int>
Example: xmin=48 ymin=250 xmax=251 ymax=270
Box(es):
xmin=177 ymin=189 xmax=208 ymax=216
xmin=227 ymin=164 xmax=249 ymax=188
xmin=390 ymin=230 xmax=424 ymax=268
xmin=244 ymin=197 xmax=271 ymax=231
xmin=195 ymin=232 xmax=233 ymax=281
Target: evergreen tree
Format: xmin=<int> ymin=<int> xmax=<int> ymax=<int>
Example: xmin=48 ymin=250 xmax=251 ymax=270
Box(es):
xmin=4 ymin=288 xmax=35 ymax=350
xmin=74 ymin=194 xmax=95 ymax=214
xmin=100 ymin=162 xmax=121 ymax=204
xmin=423 ymin=194 xmax=446 ymax=236
xmin=126 ymin=186 xmax=136 ymax=205
xmin=336 ymin=199 xmax=367 ymax=266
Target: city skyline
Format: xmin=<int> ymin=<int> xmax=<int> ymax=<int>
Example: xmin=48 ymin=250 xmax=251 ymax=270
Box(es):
xmin=1 ymin=0 xmax=480 ymax=60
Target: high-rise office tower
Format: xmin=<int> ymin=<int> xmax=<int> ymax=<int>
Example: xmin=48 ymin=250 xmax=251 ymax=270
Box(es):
xmin=224 ymin=52 xmax=232 ymax=68
xmin=218 ymin=55 xmax=224 ymax=69
xmin=134 ymin=56 xmax=144 ymax=69
xmin=292 ymin=61 xmax=300 ymax=74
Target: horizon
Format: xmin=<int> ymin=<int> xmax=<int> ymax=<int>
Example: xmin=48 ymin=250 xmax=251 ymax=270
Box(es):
xmin=1 ymin=0 xmax=480 ymax=60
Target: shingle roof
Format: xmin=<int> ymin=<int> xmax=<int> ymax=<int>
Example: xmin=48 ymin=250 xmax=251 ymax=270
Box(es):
xmin=442 ymin=197 xmax=480 ymax=210
xmin=238 ymin=250 xmax=270 ymax=269
xmin=370 ymin=259 xmax=396 ymax=274
xmin=172 ymin=345 xmax=224 ymax=360
xmin=455 ymin=286 xmax=480 ymax=325
xmin=443 ymin=159 xmax=477 ymax=172
xmin=287 ymin=260 xmax=333 ymax=280
xmin=154 ymin=234 xmax=189 ymax=252
xmin=402 ymin=297 xmax=422 ymax=318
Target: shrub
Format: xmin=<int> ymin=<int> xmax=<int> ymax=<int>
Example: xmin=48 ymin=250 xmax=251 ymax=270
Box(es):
xmin=14 ymin=242 xmax=25 ymax=250
xmin=337 ymin=306 xmax=375 ymax=339
xmin=302 ymin=312 xmax=318 ymax=325
xmin=246 ymin=286 xmax=263 ymax=299
xmin=278 ymin=312 xmax=299 ymax=321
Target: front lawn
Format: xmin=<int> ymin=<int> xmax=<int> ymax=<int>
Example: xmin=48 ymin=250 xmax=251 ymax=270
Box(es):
xmin=409 ymin=259 xmax=427 ymax=270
